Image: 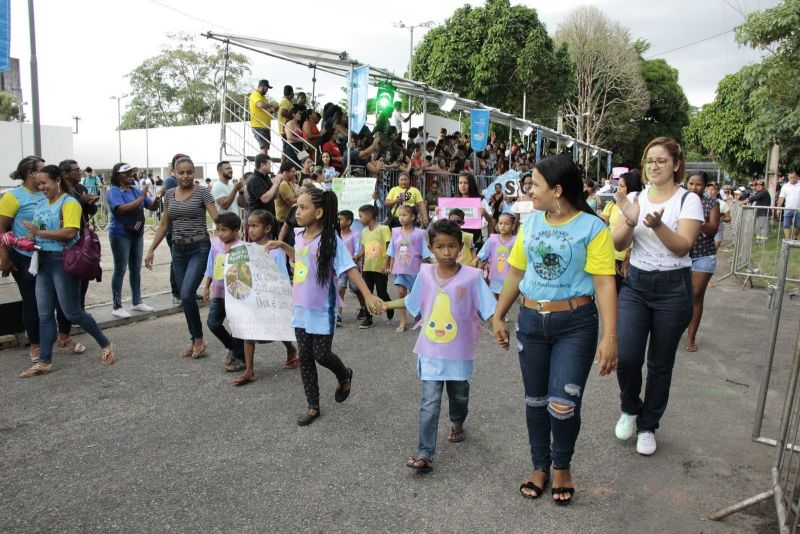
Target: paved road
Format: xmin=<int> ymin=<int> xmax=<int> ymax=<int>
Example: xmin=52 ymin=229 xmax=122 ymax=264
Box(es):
xmin=0 ymin=276 xmax=791 ymax=532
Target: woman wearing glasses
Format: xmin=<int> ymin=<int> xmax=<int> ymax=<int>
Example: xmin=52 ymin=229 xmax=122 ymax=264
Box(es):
xmin=611 ymin=137 xmax=703 ymax=456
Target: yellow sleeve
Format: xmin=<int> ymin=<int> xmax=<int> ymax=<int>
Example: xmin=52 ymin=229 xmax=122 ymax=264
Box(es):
xmin=61 ymin=198 xmax=82 ymax=229
xmin=386 ymin=187 xmax=399 ymax=201
xmin=508 ymin=226 xmax=527 ymax=271
xmin=602 ymin=201 xmax=614 ymax=216
xmin=0 ymin=191 xmax=20 ymax=219
xmin=585 ymin=227 xmax=616 ymax=275
xmin=381 ymin=225 xmax=391 ymax=244
xmin=410 ymin=188 xmax=423 ymax=204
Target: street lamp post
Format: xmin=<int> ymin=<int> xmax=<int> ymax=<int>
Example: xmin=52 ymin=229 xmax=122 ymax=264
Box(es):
xmin=110 ymin=94 xmax=129 ymax=161
xmin=394 ymin=20 xmax=435 ymax=112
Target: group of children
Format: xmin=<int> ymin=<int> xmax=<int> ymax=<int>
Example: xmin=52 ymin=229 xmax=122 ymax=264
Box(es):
xmin=202 ymin=182 xmax=520 ymax=469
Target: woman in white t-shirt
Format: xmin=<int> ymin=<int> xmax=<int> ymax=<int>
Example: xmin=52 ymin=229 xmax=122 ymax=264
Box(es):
xmin=611 ymin=137 xmax=703 ymax=457
xmin=512 ymin=172 xmax=536 ymax=226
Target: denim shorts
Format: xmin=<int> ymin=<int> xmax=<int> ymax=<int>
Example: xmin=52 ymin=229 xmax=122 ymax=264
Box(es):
xmin=784 ymin=210 xmax=800 ymax=229
xmin=393 ymin=274 xmax=417 ymax=291
xmin=691 ymin=255 xmax=717 ymax=274
xmin=336 ymin=272 xmax=359 ymax=292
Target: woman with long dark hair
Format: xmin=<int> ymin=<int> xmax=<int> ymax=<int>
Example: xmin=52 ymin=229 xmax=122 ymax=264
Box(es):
xmin=493 ymin=154 xmax=618 ymax=504
xmin=612 ymin=137 xmax=703 ymax=456
xmin=456 ymin=171 xmax=492 ymax=247
xmin=19 ymin=165 xmax=116 ymax=376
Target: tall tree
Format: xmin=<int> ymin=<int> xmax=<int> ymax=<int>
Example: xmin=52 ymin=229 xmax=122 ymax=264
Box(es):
xmin=610 ymin=40 xmax=690 ymax=166
xmin=410 ymin=0 xmax=574 ymax=128
xmin=555 ymin=6 xmax=649 ymax=167
xmin=683 ymin=72 xmax=762 ymax=180
xmin=120 ymin=33 xmax=250 ymax=129
xmin=735 ymin=0 xmax=800 ymax=169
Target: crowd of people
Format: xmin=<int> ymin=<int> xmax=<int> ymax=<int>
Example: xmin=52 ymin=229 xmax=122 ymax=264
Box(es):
xmin=1 ymin=122 xmax=756 ymax=505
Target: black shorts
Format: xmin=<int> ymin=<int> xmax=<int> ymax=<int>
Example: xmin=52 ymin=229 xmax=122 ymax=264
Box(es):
xmin=252 ymin=127 xmax=271 ymax=149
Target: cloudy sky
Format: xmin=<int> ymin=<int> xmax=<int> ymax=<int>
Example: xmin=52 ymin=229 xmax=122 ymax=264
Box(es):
xmin=7 ymin=0 xmax=778 ymax=137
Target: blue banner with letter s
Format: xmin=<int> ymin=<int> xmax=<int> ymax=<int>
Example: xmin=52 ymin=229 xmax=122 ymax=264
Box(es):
xmin=0 ymin=0 xmax=9 ymax=73
xmin=348 ymin=65 xmax=369 ymax=134
xmin=470 ymin=109 xmax=490 ymax=152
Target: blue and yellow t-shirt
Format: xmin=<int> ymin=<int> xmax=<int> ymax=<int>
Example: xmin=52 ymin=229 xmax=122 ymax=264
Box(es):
xmin=31 ymin=194 xmax=82 ymax=251
xmin=0 ymin=185 xmax=43 ymax=256
xmin=508 ymin=211 xmax=614 ymax=301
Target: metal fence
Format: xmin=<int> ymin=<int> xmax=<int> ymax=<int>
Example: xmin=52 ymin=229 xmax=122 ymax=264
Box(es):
xmin=710 ymin=241 xmax=800 ymax=532
xmin=719 ymin=205 xmax=800 ymax=286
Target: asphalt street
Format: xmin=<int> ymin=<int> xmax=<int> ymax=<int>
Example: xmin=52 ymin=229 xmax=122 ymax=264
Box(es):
xmin=0 ymin=276 xmax=792 ymax=533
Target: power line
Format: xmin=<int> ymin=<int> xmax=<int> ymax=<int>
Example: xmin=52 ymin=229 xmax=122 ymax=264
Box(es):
xmin=147 ymin=0 xmax=235 ymax=33
xmin=646 ymin=28 xmax=737 ymax=58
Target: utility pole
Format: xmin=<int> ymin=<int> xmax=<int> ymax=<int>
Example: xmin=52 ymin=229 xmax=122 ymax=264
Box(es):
xmin=28 ymin=0 xmax=41 ymax=156
xmin=394 ymin=20 xmax=435 ymax=113
xmin=72 ymin=116 xmax=81 ymax=134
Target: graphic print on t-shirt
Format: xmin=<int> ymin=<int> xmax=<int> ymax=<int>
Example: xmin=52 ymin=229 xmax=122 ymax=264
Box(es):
xmin=424 ymin=290 xmax=458 ymax=344
xmin=530 ymin=229 xmax=572 ymax=280
xmin=294 ymin=245 xmax=309 ymax=284
xmin=397 ymin=239 xmax=411 ymax=267
xmin=495 ymin=244 xmax=510 ymax=274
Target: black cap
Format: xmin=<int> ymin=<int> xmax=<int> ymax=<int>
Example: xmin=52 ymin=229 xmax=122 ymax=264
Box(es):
xmin=258 ymin=79 xmax=273 ymax=89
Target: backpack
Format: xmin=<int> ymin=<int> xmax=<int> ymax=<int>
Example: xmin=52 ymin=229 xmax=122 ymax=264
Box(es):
xmin=62 ymin=217 xmax=102 ymax=281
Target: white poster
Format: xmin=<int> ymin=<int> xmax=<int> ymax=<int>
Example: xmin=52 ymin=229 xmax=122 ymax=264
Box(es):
xmin=224 ymin=243 xmax=296 ymax=342
xmin=332 ymin=177 xmax=377 ymax=214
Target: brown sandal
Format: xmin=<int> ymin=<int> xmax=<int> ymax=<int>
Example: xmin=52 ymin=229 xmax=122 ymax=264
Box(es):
xmin=57 ymin=336 xmax=86 ymax=354
xmin=405 ymin=457 xmax=433 ymax=473
xmin=179 ymin=345 xmax=193 ymax=358
xmin=191 ymin=341 xmax=208 ymax=359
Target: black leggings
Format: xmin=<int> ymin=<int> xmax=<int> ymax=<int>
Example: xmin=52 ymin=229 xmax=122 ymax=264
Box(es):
xmin=295 ymin=328 xmax=348 ymax=407
xmin=362 ymin=271 xmax=393 ymax=319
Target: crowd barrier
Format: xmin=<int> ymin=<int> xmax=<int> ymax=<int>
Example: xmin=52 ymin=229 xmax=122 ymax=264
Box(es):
xmin=710 ymin=240 xmax=800 ymax=532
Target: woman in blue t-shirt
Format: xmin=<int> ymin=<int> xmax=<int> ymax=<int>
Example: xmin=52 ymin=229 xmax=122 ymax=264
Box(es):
xmin=19 ymin=165 xmax=116 ymax=377
xmin=106 ymin=163 xmax=162 ymax=318
xmin=493 ymin=155 xmax=618 ymax=505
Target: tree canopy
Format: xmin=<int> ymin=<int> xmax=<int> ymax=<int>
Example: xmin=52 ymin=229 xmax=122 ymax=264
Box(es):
xmin=0 ymin=92 xmax=21 ymax=122
xmin=120 ymin=33 xmax=251 ymax=129
xmin=410 ymin=0 xmax=574 ymax=127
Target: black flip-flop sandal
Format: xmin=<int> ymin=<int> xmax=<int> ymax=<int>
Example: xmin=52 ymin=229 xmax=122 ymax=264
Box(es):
xmin=405 ymin=457 xmax=433 ymax=473
xmin=551 ymin=486 xmax=575 ymax=505
xmin=519 ymin=470 xmax=549 ymax=499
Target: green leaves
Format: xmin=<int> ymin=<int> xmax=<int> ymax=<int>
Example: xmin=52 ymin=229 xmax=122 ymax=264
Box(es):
xmin=0 ymin=92 xmax=21 ymax=122
xmin=120 ymin=33 xmax=251 ymax=129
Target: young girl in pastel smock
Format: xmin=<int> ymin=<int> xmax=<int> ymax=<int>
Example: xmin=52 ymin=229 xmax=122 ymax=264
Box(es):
xmin=233 ymin=209 xmax=298 ymax=386
xmin=476 ymin=212 xmax=517 ymax=298
xmin=268 ymin=189 xmax=383 ymax=425
xmin=383 ymin=219 xmax=496 ymax=473
xmin=387 ymin=205 xmax=431 ymax=333
xmin=336 ymin=209 xmax=368 ymax=327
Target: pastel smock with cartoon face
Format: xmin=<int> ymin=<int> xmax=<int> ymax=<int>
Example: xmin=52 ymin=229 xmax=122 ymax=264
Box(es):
xmin=404 ymin=263 xmax=496 ymax=381
xmin=291 ymin=228 xmax=356 ymax=335
xmin=387 ymin=227 xmax=431 ymax=276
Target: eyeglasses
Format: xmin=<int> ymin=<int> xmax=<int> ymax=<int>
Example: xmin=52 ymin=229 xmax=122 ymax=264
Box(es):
xmin=645 ymin=158 xmax=670 ymax=167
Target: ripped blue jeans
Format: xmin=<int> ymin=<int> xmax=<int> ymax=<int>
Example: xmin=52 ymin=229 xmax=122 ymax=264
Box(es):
xmin=516 ymin=302 xmax=598 ymax=470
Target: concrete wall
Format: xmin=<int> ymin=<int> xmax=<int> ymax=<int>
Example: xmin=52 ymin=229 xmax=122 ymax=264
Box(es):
xmin=0 ymin=121 xmax=74 ymax=188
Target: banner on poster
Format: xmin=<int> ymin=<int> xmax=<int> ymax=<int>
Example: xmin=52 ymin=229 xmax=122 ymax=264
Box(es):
xmin=224 ymin=243 xmax=296 ymax=342
xmin=438 ymin=197 xmax=482 ymax=230
xmin=332 ymin=177 xmax=376 ymax=214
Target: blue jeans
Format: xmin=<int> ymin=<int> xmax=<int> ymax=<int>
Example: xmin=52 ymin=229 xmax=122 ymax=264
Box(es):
xmin=9 ymin=248 xmax=70 ymax=344
xmin=617 ymin=266 xmax=692 ymax=432
xmin=417 ymin=380 xmax=469 ymax=461
xmin=170 ymin=238 xmax=210 ymax=341
xmin=207 ymin=298 xmax=243 ymax=361
xmin=516 ymin=303 xmax=598 ymax=470
xmin=109 ymin=233 xmax=144 ymax=309
xmin=36 ymin=251 xmax=109 ymax=364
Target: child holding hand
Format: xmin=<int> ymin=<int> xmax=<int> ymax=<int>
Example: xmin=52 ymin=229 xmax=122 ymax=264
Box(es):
xmin=387 ymin=205 xmax=431 ymax=332
xmin=476 ymin=212 xmax=517 ymax=298
xmin=336 ymin=210 xmax=368 ymax=327
xmin=383 ymin=219 xmax=496 ymax=473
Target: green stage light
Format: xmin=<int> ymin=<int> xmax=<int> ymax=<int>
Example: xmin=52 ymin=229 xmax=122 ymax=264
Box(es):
xmin=375 ymin=82 xmax=396 ymax=115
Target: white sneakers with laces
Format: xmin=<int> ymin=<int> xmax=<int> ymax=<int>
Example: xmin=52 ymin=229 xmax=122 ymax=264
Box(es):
xmin=131 ymin=303 xmax=154 ymax=312
xmin=111 ymin=308 xmax=131 ymax=319
xmin=614 ymin=412 xmax=637 ymax=440
xmin=636 ymin=431 xmax=657 ymax=456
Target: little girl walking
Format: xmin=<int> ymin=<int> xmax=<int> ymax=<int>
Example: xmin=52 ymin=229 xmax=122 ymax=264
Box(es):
xmin=268 ymin=188 xmax=383 ymax=425
xmin=476 ymin=212 xmax=517 ymax=297
xmin=387 ymin=205 xmax=431 ymax=332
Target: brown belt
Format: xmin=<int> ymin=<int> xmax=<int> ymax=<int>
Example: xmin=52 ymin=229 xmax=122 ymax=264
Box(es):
xmin=521 ymin=296 xmax=593 ymax=314
xmin=173 ymin=233 xmax=209 ymax=246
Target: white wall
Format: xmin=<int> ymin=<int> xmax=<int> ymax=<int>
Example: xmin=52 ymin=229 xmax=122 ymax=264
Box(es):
xmin=0 ymin=122 xmax=74 ymax=188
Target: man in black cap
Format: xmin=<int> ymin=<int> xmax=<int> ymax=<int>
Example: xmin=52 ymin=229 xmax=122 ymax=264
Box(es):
xmin=249 ymin=79 xmax=276 ymax=155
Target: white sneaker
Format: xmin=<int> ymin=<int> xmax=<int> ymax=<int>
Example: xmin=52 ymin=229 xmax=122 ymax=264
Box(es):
xmin=130 ymin=303 xmax=154 ymax=312
xmin=636 ymin=431 xmax=657 ymax=456
xmin=111 ymin=308 xmax=131 ymax=319
xmin=171 ymin=297 xmax=182 ymax=306
xmin=615 ymin=412 xmax=638 ymax=440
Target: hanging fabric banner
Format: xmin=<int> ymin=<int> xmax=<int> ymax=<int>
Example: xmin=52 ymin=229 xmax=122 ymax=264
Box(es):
xmin=0 ymin=0 xmax=9 ymax=73
xmin=349 ymin=64 xmax=369 ymax=134
xmin=470 ymin=109 xmax=490 ymax=152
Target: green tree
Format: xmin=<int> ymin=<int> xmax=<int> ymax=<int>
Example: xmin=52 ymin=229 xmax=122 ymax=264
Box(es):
xmin=120 ymin=33 xmax=250 ymax=129
xmin=611 ymin=40 xmax=690 ymax=166
xmin=683 ymin=72 xmax=762 ymax=180
xmin=410 ymin=0 xmax=574 ymax=128
xmin=735 ymin=0 xmax=800 ymax=169
xmin=0 ymin=92 xmax=21 ymax=121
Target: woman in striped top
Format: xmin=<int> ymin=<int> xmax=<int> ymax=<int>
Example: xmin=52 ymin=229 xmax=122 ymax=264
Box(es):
xmin=145 ymin=156 xmax=218 ymax=358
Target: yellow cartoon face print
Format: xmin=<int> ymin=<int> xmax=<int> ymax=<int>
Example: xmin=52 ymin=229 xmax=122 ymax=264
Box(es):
xmin=424 ymin=290 xmax=458 ymax=344
xmin=294 ymin=245 xmax=310 ymax=284
xmin=365 ymin=241 xmax=382 ymax=259
xmin=495 ymin=244 xmax=509 ymax=274
xmin=213 ymin=254 xmax=226 ymax=281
